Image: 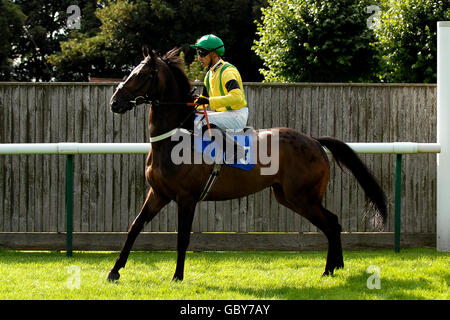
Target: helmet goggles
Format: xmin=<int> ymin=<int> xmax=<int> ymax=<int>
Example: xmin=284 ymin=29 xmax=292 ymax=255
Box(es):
xmin=197 ymin=48 xmax=210 ymax=58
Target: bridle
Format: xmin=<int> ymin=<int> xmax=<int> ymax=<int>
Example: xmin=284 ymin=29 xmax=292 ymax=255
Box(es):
xmin=116 ymin=58 xmax=210 ymax=143
xmin=115 ymin=60 xmax=160 ymax=108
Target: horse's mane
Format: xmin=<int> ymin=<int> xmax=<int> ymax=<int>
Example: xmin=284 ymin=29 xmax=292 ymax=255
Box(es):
xmin=161 ymin=48 xmax=193 ymax=98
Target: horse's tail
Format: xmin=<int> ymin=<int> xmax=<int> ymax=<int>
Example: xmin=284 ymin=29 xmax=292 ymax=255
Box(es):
xmin=316 ymin=136 xmax=387 ymax=230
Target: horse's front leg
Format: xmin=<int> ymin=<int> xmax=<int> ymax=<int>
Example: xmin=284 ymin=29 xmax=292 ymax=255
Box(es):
xmin=107 ymin=188 xmax=169 ymax=282
xmin=172 ymin=197 xmax=197 ymax=282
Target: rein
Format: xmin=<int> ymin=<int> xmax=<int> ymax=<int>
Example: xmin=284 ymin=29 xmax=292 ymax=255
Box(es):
xmin=147 ymin=103 xmax=211 ymax=143
xmin=116 ymin=51 xmax=221 ymax=203
xmin=118 ymin=59 xmax=213 ymax=143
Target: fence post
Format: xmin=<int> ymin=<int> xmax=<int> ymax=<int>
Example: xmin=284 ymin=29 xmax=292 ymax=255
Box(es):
xmin=437 ymin=21 xmax=450 ymax=252
xmin=394 ymin=154 xmax=402 ymax=253
xmin=66 ymin=154 xmax=74 ymax=257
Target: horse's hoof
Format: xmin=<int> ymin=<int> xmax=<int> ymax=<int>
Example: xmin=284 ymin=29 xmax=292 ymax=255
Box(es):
xmin=172 ymin=275 xmax=183 ymax=282
xmin=321 ymin=269 xmax=334 ymax=277
xmin=107 ymin=270 xmax=120 ymax=283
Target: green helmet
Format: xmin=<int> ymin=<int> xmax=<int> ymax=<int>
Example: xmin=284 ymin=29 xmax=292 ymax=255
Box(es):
xmin=191 ymin=34 xmax=225 ymax=56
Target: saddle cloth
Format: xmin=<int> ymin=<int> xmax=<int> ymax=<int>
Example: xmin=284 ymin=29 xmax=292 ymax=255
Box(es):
xmin=193 ymin=127 xmax=255 ymax=170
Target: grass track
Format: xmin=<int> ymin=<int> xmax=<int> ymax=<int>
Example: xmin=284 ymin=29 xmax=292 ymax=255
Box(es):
xmin=0 ymin=248 xmax=448 ymax=300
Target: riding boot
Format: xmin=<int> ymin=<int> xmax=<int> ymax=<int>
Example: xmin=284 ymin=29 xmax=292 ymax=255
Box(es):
xmin=201 ymin=124 xmax=246 ymax=164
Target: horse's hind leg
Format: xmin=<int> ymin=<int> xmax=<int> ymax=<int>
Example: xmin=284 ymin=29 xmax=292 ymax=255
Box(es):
xmin=272 ymin=185 xmax=343 ymax=276
xmin=107 ymin=188 xmax=169 ymax=282
xmin=301 ymin=204 xmax=344 ymax=276
xmin=314 ymin=207 xmax=344 ymax=276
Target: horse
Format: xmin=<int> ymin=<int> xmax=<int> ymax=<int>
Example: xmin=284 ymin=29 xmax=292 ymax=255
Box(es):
xmin=107 ymin=46 xmax=387 ymax=282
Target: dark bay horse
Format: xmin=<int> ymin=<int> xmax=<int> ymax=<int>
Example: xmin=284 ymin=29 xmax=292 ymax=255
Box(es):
xmin=107 ymin=47 xmax=387 ymax=282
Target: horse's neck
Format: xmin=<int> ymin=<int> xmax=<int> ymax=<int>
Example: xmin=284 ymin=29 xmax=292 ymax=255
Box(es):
xmin=147 ymin=74 xmax=193 ymax=151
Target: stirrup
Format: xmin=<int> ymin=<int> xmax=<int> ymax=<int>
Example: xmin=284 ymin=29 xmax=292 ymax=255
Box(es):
xmin=199 ymin=163 xmax=222 ymax=201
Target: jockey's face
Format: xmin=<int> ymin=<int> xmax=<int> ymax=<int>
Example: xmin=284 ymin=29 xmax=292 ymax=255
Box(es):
xmin=198 ymin=50 xmax=220 ymax=69
xmin=197 ymin=50 xmax=212 ymax=68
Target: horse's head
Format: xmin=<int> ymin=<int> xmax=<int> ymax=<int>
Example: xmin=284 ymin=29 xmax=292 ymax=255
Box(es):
xmin=110 ymin=46 xmax=159 ymax=114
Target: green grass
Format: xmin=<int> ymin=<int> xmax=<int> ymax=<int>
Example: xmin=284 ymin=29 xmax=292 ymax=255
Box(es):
xmin=0 ymin=248 xmax=448 ymax=300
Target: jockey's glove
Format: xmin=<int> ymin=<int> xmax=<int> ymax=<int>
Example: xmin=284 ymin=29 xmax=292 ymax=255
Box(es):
xmin=195 ymin=96 xmax=209 ymax=105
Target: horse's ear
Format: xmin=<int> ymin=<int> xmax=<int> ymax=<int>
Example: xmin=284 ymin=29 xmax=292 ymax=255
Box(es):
xmin=142 ymin=45 xmax=150 ymax=58
xmin=143 ymin=45 xmax=157 ymax=64
xmin=149 ymin=49 xmax=157 ymax=61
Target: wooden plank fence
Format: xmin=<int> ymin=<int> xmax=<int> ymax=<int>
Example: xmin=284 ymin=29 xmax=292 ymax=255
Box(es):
xmin=0 ymin=82 xmax=437 ymax=240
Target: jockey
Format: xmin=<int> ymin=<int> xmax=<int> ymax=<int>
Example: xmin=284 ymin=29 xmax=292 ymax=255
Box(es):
xmin=191 ymin=34 xmax=248 ymax=162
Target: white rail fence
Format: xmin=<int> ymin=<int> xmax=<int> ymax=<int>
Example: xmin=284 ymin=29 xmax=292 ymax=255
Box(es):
xmin=0 ymin=141 xmax=441 ymax=255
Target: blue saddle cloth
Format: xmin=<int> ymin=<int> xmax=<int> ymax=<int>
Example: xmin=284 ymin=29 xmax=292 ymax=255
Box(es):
xmin=193 ymin=129 xmax=254 ymax=170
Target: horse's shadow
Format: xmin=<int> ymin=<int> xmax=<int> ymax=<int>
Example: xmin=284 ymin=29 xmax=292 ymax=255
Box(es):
xmin=163 ymin=250 xmax=445 ymax=300
xmin=199 ymin=272 xmax=436 ymax=300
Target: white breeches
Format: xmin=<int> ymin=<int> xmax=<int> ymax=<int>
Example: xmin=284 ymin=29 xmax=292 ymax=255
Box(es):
xmin=196 ymin=107 xmax=248 ymax=131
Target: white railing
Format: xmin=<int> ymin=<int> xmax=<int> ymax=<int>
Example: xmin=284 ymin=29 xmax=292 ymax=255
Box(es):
xmin=0 ymin=142 xmax=441 ymax=155
xmin=0 ymin=141 xmax=441 ymax=256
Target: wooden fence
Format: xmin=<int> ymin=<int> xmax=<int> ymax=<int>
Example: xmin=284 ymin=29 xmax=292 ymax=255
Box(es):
xmin=0 ymin=83 xmax=437 ymax=245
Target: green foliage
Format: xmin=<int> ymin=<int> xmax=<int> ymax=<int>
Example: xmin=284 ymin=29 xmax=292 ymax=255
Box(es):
xmin=0 ymin=0 xmax=25 ymax=80
xmin=372 ymin=0 xmax=450 ymax=83
xmin=7 ymin=0 xmax=100 ymax=81
xmin=180 ymin=52 xmax=206 ymax=82
xmin=48 ymin=0 xmax=134 ymax=81
xmin=49 ymin=0 xmax=266 ymax=81
xmin=5 ymin=0 xmax=448 ymax=83
xmin=253 ymin=0 xmax=380 ymax=82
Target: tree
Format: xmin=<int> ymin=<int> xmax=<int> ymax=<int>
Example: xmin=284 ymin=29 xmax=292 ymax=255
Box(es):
xmin=0 ymin=0 xmax=25 ymax=80
xmin=49 ymin=0 xmax=266 ymax=81
xmin=48 ymin=0 xmax=133 ymax=81
xmin=6 ymin=0 xmax=100 ymax=81
xmin=372 ymin=0 xmax=450 ymax=83
xmin=180 ymin=52 xmax=206 ymax=82
xmin=253 ymin=0 xmax=380 ymax=82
